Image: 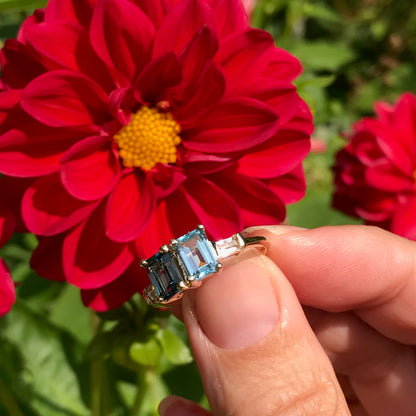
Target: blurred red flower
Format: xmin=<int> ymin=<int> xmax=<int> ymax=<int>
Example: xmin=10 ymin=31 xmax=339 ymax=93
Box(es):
xmin=0 ymin=201 xmax=16 ymax=317
xmin=334 ymin=92 xmax=416 ymax=239
xmin=0 ymin=0 xmax=312 ymax=310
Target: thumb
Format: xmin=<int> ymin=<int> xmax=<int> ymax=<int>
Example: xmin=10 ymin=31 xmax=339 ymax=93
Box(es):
xmin=160 ymin=249 xmax=350 ymax=416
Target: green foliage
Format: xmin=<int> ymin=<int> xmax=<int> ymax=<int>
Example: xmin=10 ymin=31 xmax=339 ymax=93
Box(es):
xmin=2 ymin=0 xmax=416 ymax=414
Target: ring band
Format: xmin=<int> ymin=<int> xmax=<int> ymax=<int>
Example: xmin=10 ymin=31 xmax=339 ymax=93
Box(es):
xmin=142 ymin=225 xmax=266 ymax=307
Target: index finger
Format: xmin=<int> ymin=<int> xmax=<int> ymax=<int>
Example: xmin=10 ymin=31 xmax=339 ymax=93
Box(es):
xmin=246 ymin=225 xmax=416 ymax=344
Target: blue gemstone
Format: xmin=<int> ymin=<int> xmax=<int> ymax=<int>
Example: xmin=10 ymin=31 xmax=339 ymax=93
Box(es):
xmin=177 ymin=228 xmax=218 ymax=280
xmin=148 ymin=252 xmax=184 ymax=301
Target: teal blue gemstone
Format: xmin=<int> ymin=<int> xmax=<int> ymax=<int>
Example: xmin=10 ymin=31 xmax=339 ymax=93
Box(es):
xmin=148 ymin=252 xmax=183 ymax=301
xmin=177 ymin=228 xmax=218 ymax=280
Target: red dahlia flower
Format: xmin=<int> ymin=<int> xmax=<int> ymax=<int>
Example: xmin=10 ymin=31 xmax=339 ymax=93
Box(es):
xmin=334 ymin=92 xmax=416 ymax=239
xmin=0 ymin=0 xmax=313 ymax=311
xmin=0 ymin=202 xmax=16 ymax=317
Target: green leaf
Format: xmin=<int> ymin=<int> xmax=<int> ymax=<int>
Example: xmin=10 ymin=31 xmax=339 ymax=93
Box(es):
xmin=296 ymin=74 xmax=336 ymax=89
xmin=0 ymin=0 xmax=47 ymax=11
xmin=157 ymin=329 xmax=193 ymax=365
xmin=1 ymin=302 xmax=89 ymax=416
xmin=291 ymin=41 xmax=356 ymax=71
xmin=129 ymin=338 xmax=162 ymax=366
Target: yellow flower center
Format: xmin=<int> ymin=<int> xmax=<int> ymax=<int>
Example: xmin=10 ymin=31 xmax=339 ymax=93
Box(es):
xmin=114 ymin=106 xmax=181 ymax=170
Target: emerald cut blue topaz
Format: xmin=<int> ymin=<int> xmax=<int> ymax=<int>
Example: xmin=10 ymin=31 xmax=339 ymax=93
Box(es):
xmin=147 ymin=252 xmax=184 ymax=301
xmin=176 ymin=228 xmax=219 ymax=280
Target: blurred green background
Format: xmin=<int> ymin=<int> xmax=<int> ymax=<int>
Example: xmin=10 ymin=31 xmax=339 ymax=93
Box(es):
xmin=1 ymin=0 xmax=416 ymax=414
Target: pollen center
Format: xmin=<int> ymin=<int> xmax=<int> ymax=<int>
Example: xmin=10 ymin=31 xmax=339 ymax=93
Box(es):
xmin=114 ymin=106 xmax=181 ymax=170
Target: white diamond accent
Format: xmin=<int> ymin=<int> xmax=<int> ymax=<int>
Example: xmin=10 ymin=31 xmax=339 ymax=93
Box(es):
xmin=214 ymin=233 xmax=245 ymax=260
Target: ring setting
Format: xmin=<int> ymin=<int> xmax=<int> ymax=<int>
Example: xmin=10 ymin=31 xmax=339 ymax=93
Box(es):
xmin=142 ymin=225 xmax=266 ymax=306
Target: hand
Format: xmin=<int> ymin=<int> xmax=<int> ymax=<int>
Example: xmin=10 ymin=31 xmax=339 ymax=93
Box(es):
xmin=158 ymin=225 xmax=416 ymax=416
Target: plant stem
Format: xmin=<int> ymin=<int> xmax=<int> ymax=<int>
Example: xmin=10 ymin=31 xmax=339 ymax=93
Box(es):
xmin=130 ymin=368 xmax=148 ymax=416
xmin=0 ymin=377 xmax=24 ymax=416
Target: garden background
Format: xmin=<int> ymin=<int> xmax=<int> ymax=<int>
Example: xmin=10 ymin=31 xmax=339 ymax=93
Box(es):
xmin=1 ymin=0 xmax=415 ymax=415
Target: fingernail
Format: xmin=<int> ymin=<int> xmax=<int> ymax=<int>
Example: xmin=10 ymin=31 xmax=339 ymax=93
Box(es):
xmin=193 ymin=256 xmax=280 ymax=349
xmin=158 ymin=396 xmax=208 ymax=416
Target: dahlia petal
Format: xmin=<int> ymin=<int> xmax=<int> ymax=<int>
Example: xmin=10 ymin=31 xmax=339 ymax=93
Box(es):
xmin=136 ymin=52 xmax=182 ymax=104
xmin=90 ymin=0 xmax=155 ymax=82
xmin=362 ymin=118 xmax=414 ymax=176
xmin=181 ymin=152 xmax=234 ymax=174
xmin=237 ymin=129 xmax=311 ymax=178
xmin=134 ymin=200 xmax=176 ymax=259
xmin=241 ymin=77 xmax=298 ymax=125
xmin=26 ymin=22 xmax=83 ymax=70
xmin=211 ymin=171 xmax=286 ymax=226
xmin=152 ymin=164 xmax=187 ymax=198
xmin=21 ymin=70 xmax=109 ymax=127
xmin=206 ymin=0 xmax=247 ymax=37
xmin=0 ymin=128 xmax=81 ymax=177
xmin=45 ymin=0 xmax=95 ymax=27
xmin=263 ymin=47 xmax=303 ymax=82
xmin=22 ymin=173 xmax=100 ymax=236
xmin=173 ymin=26 xmax=218 ymax=103
xmin=265 ymin=166 xmax=306 ymax=204
xmin=366 ymin=161 xmax=414 ymax=192
xmin=0 ymin=176 xmax=34 ymax=232
xmin=391 ymin=197 xmax=416 ymax=240
xmin=0 ymin=39 xmax=45 ymax=89
xmin=153 ymin=0 xmax=216 ymax=57
xmin=63 ymin=203 xmax=134 ymax=289
xmin=131 ymin=0 xmax=166 ymax=28
xmin=30 ymin=235 xmax=66 ymax=281
xmin=106 ymin=171 xmax=155 ymax=242
xmin=81 ymin=261 xmax=149 ymax=311
xmin=183 ymin=176 xmax=242 ymax=239
xmin=215 ymin=29 xmax=274 ymax=93
xmin=0 ymin=90 xmax=21 ymax=124
xmin=0 ymin=260 xmax=15 ymax=317
xmin=17 ymin=10 xmax=45 ymax=44
xmin=60 ymin=136 xmax=120 ymax=201
xmin=174 ymin=63 xmax=225 ymax=127
xmin=0 ymin=203 xmax=15 ymax=249
xmin=182 ymin=97 xmax=279 ymax=153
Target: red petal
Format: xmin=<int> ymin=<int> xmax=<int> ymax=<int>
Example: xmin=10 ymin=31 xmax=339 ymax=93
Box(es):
xmin=173 ymin=26 xmax=218 ymax=103
xmin=391 ymin=197 xmax=416 ymax=240
xmin=130 ymin=0 xmax=167 ymax=28
xmin=211 ymin=170 xmax=286 ymax=226
xmin=0 ymin=203 xmax=15 ymax=248
xmin=134 ymin=199 xmax=176 ymax=259
xmin=153 ymin=0 xmax=216 ymax=57
xmin=30 ymin=235 xmax=66 ymax=281
xmin=90 ymin=0 xmax=155 ymax=83
xmin=26 ymin=22 xmax=83 ymax=70
xmin=106 ymin=171 xmax=155 ymax=242
xmin=21 ymin=70 xmax=109 ymax=127
xmin=215 ymin=29 xmax=274 ymax=93
xmin=263 ymin=47 xmax=303 ymax=82
xmin=136 ymin=52 xmax=182 ymax=104
xmin=0 ymin=90 xmax=21 ymax=125
xmin=182 ymin=97 xmax=279 ymax=153
xmin=152 ymin=164 xmax=187 ymax=198
xmin=45 ymin=0 xmax=95 ymax=27
xmin=63 ymin=203 xmax=134 ymax=289
xmin=265 ymin=166 xmax=306 ymax=204
xmin=183 ymin=176 xmax=242 ymax=239
xmin=0 ymin=124 xmax=89 ymax=177
xmin=0 ymin=176 xmax=34 ymax=232
xmin=60 ymin=136 xmax=120 ymax=201
xmin=81 ymin=261 xmax=149 ymax=311
xmin=22 ymin=173 xmax=100 ymax=236
xmin=366 ymin=161 xmax=413 ymax=192
xmin=0 ymin=259 xmax=15 ymax=317
xmin=237 ymin=129 xmax=311 ymax=178
xmin=205 ymin=0 xmax=247 ymax=37
xmin=174 ymin=62 xmax=225 ymax=127
xmin=0 ymin=39 xmax=45 ymax=89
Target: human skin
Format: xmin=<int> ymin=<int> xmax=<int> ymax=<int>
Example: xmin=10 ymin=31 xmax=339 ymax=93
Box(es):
xmin=159 ymin=225 xmax=416 ymax=416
